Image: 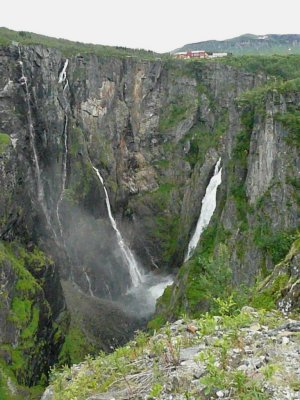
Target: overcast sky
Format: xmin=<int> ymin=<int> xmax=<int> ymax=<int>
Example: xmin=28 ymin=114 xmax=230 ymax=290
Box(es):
xmin=1 ymin=0 xmax=299 ymax=53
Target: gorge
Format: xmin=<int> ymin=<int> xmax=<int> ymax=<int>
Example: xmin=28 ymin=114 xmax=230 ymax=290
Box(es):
xmin=0 ymin=31 xmax=299 ymax=399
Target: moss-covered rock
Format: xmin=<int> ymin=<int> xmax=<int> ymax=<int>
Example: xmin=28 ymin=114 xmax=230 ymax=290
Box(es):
xmin=253 ymin=236 xmax=300 ymax=313
xmin=0 ymin=241 xmax=66 ymax=397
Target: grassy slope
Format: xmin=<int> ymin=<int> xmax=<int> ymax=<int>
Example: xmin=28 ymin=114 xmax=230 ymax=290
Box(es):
xmin=49 ymin=307 xmax=300 ymax=400
xmin=0 ymin=27 xmax=162 ymax=59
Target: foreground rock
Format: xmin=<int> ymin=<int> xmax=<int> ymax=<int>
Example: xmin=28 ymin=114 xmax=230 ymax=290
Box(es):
xmin=44 ymin=308 xmax=300 ymax=399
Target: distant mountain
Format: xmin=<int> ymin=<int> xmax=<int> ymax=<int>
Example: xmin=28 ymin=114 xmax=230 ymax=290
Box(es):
xmin=173 ymin=34 xmax=300 ymax=55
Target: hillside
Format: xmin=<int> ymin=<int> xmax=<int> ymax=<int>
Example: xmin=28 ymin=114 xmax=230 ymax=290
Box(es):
xmin=44 ymin=308 xmax=300 ymax=399
xmin=174 ymin=34 xmax=300 ymax=55
xmin=0 ymin=27 xmax=159 ymax=59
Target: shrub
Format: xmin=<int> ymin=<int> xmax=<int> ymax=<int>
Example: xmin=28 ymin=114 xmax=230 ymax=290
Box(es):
xmin=0 ymin=132 xmax=10 ymax=154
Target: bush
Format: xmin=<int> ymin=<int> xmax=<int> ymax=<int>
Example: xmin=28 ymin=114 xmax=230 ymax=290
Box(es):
xmin=0 ymin=132 xmax=10 ymax=154
xmin=254 ymin=228 xmax=296 ymax=264
xmin=275 ymin=111 xmax=300 ymax=148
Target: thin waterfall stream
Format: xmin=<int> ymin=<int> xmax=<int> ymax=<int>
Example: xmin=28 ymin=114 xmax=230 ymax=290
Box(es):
xmin=91 ymin=165 xmax=174 ymax=316
xmin=19 ymin=50 xmax=170 ymax=305
xmin=84 ymin=272 xmax=95 ymax=298
xmin=17 ymin=46 xmax=57 ymax=239
xmin=92 ymin=165 xmax=143 ymax=287
xmin=185 ymin=158 xmax=222 ymax=261
xmin=17 ymin=49 xmax=174 ymax=318
xmin=56 ymin=59 xmax=69 ymax=239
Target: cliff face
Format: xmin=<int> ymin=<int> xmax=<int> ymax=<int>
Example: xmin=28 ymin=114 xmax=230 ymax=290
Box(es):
xmin=0 ymin=43 xmax=299 ymax=393
xmin=155 ymin=77 xmax=300 ymax=321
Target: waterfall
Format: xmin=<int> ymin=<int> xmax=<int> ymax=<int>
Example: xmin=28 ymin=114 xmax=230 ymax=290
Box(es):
xmin=92 ymin=166 xmax=143 ymax=287
xmin=84 ymin=272 xmax=95 ymax=298
xmin=56 ymin=60 xmax=69 ymax=238
xmin=185 ymin=158 xmax=222 ymax=261
xmin=58 ymin=59 xmax=69 ymax=86
xmin=17 ymin=47 xmax=54 ymax=236
xmin=105 ymin=283 xmax=112 ymax=299
xmin=56 ymin=115 xmax=68 ymax=238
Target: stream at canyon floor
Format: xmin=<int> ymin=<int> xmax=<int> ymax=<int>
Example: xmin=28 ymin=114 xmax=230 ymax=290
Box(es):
xmin=120 ymin=273 xmax=174 ymax=318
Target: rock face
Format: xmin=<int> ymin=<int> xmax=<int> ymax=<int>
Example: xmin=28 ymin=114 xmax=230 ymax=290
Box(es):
xmin=155 ymin=81 xmax=300 ymax=320
xmin=0 ymin=41 xmax=300 ymax=391
xmin=0 ymin=44 xmax=270 ymax=293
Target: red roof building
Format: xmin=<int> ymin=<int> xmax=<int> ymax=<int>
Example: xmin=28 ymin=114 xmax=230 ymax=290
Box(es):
xmin=174 ymin=50 xmax=208 ymax=59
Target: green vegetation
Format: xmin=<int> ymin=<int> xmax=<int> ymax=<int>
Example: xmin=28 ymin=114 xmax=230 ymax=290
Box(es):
xmin=0 ymin=27 xmax=161 ymax=59
xmin=233 ymin=107 xmax=255 ymax=162
xmin=254 ymin=227 xmax=296 ymax=265
xmin=159 ymin=95 xmax=196 ymax=132
xmin=21 ymin=306 xmax=40 ymax=340
xmin=59 ymin=326 xmax=96 ymax=366
xmin=67 ymin=159 xmax=95 ymax=205
xmin=65 ymin=125 xmax=117 ymax=207
xmin=275 ymin=111 xmax=300 ymax=148
xmin=147 ymin=183 xmax=181 ymax=264
xmin=0 ymin=362 xmax=44 ymax=400
xmin=151 ymin=223 xmax=234 ymax=322
xmin=147 ymin=314 xmax=167 ymax=331
xmin=69 ymin=126 xmax=86 ymax=158
xmin=10 ymin=298 xmax=32 ymax=325
xmin=200 ymin=358 xmax=268 ymax=399
xmin=0 ymin=241 xmax=64 ymax=396
xmin=221 ymin=54 xmax=300 ymax=79
xmin=0 ymin=132 xmax=10 ymax=154
xmin=181 ymin=240 xmax=232 ymax=317
xmin=250 ymin=232 xmax=300 ymax=310
xmin=49 ymin=307 xmax=291 ymax=400
xmin=50 ymin=343 xmax=148 ymax=400
xmin=251 ymin=273 xmax=290 ymax=310
xmin=182 ymin=114 xmax=228 ymax=168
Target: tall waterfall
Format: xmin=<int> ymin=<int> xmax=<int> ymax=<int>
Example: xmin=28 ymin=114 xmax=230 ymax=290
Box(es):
xmin=56 ymin=59 xmax=69 ymax=238
xmin=92 ymin=166 xmax=143 ymax=287
xmin=17 ymin=47 xmax=54 ymax=236
xmin=185 ymin=158 xmax=222 ymax=261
